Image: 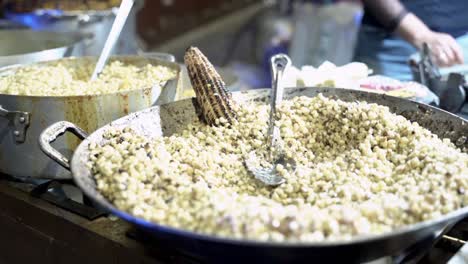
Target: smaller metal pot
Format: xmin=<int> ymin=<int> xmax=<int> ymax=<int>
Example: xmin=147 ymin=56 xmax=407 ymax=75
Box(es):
xmin=0 ymin=55 xmax=180 ymax=179
xmin=0 ymin=29 xmax=91 ymax=67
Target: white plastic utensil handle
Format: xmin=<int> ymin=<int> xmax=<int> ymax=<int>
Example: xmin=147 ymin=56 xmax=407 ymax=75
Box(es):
xmin=90 ymin=0 xmax=135 ymax=80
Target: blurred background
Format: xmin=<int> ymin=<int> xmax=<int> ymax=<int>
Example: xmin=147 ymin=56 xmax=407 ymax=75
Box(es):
xmin=0 ymin=0 xmax=363 ymax=90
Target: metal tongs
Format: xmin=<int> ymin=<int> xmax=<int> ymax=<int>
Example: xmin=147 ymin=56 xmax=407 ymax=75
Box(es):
xmin=417 ymin=43 xmax=442 ymax=88
xmin=245 ymin=54 xmax=295 ymax=186
xmin=413 ymin=43 xmax=466 ymax=112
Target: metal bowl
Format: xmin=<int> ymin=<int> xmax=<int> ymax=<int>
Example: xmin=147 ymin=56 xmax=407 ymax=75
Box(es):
xmin=0 ymin=29 xmax=90 ymax=67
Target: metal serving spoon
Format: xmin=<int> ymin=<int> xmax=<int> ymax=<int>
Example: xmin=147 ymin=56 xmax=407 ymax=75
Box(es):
xmin=245 ymin=54 xmax=295 ymax=186
xmin=90 ymin=0 xmax=134 ymax=80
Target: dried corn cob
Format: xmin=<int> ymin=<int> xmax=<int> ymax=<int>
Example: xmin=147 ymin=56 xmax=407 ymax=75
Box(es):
xmin=184 ymin=46 xmax=237 ymax=125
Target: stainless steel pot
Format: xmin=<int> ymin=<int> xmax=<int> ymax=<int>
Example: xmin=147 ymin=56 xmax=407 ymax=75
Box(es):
xmin=0 ymin=55 xmax=180 ymax=179
xmin=5 ymin=4 xmax=142 ymax=55
xmin=39 ymin=87 xmax=467 ymax=263
xmin=0 ymin=30 xmax=91 ymax=67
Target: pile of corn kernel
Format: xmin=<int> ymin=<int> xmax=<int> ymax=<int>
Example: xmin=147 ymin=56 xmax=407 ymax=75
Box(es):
xmin=0 ymin=60 xmax=176 ymax=96
xmin=89 ymin=95 xmax=468 ymax=242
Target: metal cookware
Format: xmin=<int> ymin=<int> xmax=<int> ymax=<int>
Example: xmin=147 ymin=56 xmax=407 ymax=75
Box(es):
xmin=4 ymin=3 xmax=141 ymax=56
xmin=410 ymin=44 xmax=468 ymax=113
xmin=0 ymin=29 xmax=90 ymax=67
xmin=39 ymin=87 xmax=467 ymax=263
xmin=0 ymin=55 xmax=180 ymax=179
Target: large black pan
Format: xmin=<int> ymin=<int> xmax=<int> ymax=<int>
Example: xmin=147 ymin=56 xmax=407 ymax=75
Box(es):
xmin=39 ymin=87 xmax=468 ymax=263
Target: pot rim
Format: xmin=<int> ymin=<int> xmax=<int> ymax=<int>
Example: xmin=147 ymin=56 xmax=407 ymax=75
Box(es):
xmin=0 ymin=55 xmax=180 ymax=98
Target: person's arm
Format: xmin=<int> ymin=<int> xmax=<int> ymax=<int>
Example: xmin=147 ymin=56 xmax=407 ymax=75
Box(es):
xmin=362 ymin=0 xmax=464 ymax=66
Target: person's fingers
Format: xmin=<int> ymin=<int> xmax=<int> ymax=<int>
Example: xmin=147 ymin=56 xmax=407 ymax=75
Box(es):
xmin=436 ymin=34 xmax=463 ymax=66
xmin=446 ymin=36 xmax=464 ymax=64
xmin=439 ymin=41 xmax=457 ymax=66
xmin=438 ymin=52 xmax=449 ymax=67
xmin=422 ymin=32 xmax=464 ymax=67
xmin=433 ymin=44 xmax=450 ymax=67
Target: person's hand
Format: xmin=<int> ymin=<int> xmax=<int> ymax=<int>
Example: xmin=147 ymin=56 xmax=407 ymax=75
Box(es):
xmin=414 ymin=31 xmax=464 ymax=67
xmin=396 ymin=13 xmax=464 ymax=67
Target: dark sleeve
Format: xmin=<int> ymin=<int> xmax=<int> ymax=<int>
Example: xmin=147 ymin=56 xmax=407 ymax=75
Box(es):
xmin=362 ymin=0 xmax=408 ymax=31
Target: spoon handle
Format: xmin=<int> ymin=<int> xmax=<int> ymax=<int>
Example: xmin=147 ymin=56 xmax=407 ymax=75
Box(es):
xmin=268 ymin=54 xmax=291 ymax=148
xmin=90 ymin=0 xmax=135 ymax=81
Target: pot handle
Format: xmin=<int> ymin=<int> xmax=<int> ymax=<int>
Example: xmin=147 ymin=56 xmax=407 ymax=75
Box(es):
xmin=0 ymin=105 xmax=30 ymax=143
xmin=39 ymin=121 xmax=88 ymax=170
